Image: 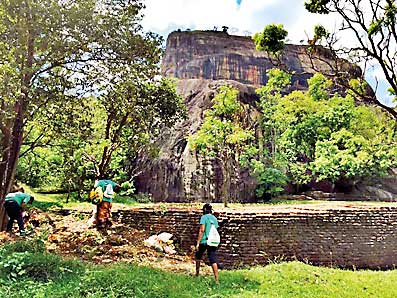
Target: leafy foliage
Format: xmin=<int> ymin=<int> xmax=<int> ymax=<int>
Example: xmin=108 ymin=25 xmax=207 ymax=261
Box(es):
xmin=0 ymin=239 xmax=82 ymax=282
xmin=189 ymin=85 xmax=254 ymax=204
xmin=2 ymin=1 xmax=185 ymax=195
xmin=263 ymin=69 xmax=397 ymax=187
xmin=0 ymin=0 xmax=185 ymax=203
xmin=253 ymin=24 xmax=288 ymax=55
xmin=253 ymin=69 xmax=291 ymax=197
xmin=304 ymin=0 xmax=397 ymax=120
xmin=313 ymin=24 xmax=330 ymax=41
xmin=250 ymin=160 xmax=287 ymax=198
xmin=304 ymin=0 xmax=331 ymax=14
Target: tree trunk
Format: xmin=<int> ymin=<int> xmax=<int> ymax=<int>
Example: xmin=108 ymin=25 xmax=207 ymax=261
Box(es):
xmin=257 ymin=125 xmax=265 ymax=163
xmin=0 ymin=104 xmax=25 ymax=230
xmin=0 ymin=203 xmax=8 ymax=231
xmin=221 ymin=157 xmax=231 ymax=207
xmin=0 ymin=16 xmax=35 ymax=230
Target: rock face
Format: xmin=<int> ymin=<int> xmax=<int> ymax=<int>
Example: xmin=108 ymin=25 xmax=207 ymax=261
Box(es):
xmin=135 ymin=78 xmax=259 ymax=202
xmin=134 ymin=31 xmax=363 ymax=202
xmin=162 ymin=30 xmax=359 ymax=90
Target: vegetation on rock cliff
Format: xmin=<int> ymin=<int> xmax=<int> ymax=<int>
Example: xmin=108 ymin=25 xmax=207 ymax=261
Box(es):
xmin=259 ymin=69 xmax=397 ymax=194
xmin=256 ymin=0 xmax=397 ymax=120
xmin=189 ymin=85 xmax=255 ymax=205
xmin=191 ymin=69 xmax=396 ymax=199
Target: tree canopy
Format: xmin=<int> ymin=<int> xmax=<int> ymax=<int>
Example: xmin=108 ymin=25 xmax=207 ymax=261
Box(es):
xmin=0 ymin=0 xmax=184 ymax=226
xmin=304 ymin=0 xmax=397 ymax=117
xmin=254 ymin=0 xmax=397 ymax=120
xmin=262 ymin=70 xmax=397 ymax=191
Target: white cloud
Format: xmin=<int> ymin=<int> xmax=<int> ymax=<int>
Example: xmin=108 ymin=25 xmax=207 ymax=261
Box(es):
xmin=141 ymin=0 xmax=279 ymax=35
xmin=141 ymin=0 xmax=343 ymax=43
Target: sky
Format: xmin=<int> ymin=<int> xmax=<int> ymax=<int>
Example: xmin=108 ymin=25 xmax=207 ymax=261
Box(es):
xmin=141 ymin=0 xmax=394 ymax=106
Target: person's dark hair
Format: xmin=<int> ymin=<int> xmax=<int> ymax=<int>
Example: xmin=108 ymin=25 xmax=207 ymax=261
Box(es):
xmin=114 ymin=184 xmax=122 ymax=192
xmin=29 ymin=196 xmax=34 ymax=203
xmin=202 ymin=203 xmax=212 ymax=214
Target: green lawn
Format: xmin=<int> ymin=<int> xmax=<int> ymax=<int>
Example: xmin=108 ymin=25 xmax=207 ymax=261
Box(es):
xmin=1 ymin=256 xmax=396 ymax=298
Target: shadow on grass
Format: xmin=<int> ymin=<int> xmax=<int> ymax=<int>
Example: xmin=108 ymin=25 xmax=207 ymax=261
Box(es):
xmin=31 ymin=200 xmax=64 ymax=212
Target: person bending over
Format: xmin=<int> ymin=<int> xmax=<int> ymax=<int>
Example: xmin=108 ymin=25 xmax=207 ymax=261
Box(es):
xmin=4 ymin=188 xmax=34 ymax=236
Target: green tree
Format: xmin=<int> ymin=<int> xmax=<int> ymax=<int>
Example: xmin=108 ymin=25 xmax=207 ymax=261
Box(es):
xmin=83 ymin=77 xmax=185 ymax=182
xmin=304 ymin=0 xmax=397 ymax=119
xmin=252 ymin=69 xmax=290 ymax=198
xmin=0 ymin=0 xmax=173 ymax=227
xmin=189 ymin=85 xmax=254 ymax=206
xmin=253 ymin=24 xmax=288 ymax=55
xmin=269 ymin=71 xmax=397 ymax=190
xmin=256 ymin=68 xmax=291 ymax=162
xmin=17 ymin=78 xmax=185 ymax=199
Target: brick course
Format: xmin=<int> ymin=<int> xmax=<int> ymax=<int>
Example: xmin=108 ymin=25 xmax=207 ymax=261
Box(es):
xmin=112 ymin=205 xmax=397 ymax=269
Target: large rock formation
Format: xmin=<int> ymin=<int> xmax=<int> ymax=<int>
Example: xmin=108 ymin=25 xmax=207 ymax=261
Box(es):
xmin=134 ymin=30 xmax=365 ymax=202
xmin=135 ymin=78 xmax=260 ymax=202
xmin=162 ymin=30 xmax=359 ymax=90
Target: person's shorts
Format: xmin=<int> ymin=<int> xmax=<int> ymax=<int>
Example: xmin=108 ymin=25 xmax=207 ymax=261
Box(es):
xmin=195 ymin=243 xmax=218 ymax=265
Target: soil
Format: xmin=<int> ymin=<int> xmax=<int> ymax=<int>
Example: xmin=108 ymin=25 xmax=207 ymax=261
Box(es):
xmin=0 ymin=207 xmax=213 ymax=276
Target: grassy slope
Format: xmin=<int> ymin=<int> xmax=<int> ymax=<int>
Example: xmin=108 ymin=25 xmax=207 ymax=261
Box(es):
xmin=1 ymin=261 xmax=397 ymax=298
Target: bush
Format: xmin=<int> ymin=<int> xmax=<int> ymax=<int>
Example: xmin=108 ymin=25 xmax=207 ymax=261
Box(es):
xmin=250 ymin=160 xmax=287 ymax=199
xmin=0 ymin=252 xmax=83 ymax=282
xmin=133 ymin=193 xmax=154 ymax=204
xmin=0 ymin=238 xmax=46 ymax=256
xmin=0 ymin=239 xmax=82 ymax=283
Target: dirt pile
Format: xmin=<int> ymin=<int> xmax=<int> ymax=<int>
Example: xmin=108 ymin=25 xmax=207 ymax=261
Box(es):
xmin=0 ymin=208 xmax=212 ymax=275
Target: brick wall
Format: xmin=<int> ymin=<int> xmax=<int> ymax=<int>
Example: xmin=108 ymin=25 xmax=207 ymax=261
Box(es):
xmin=112 ymin=206 xmax=397 ymax=269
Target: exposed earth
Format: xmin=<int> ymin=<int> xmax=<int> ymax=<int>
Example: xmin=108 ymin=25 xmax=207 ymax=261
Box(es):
xmin=2 ymin=201 xmax=397 ymax=276
xmin=0 ymin=205 xmax=214 ymax=276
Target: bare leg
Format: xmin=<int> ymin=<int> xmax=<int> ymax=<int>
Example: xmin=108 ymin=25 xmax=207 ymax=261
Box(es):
xmin=195 ymin=259 xmax=201 ymax=276
xmin=211 ymin=263 xmax=219 ymax=283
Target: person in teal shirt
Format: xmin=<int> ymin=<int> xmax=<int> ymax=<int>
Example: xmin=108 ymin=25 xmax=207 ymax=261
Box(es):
xmin=4 ymin=188 xmax=34 ymax=236
xmin=93 ymin=179 xmax=120 ymax=229
xmin=195 ymin=203 xmax=219 ymax=283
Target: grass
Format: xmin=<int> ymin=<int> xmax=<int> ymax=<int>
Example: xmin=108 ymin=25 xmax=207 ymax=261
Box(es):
xmin=1 ymin=254 xmax=397 ymax=298
xmin=22 ymin=185 xmax=140 ymax=212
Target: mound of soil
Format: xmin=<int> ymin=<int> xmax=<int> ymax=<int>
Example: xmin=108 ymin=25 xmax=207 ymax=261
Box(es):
xmin=0 ymin=207 xmax=213 ymax=276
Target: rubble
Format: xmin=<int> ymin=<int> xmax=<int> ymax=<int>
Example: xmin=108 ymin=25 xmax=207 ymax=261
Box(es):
xmin=144 ymin=232 xmax=176 ymax=254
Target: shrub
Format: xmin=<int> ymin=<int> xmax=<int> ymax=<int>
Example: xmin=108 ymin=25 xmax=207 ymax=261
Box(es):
xmin=0 ymin=238 xmax=46 ymax=256
xmin=133 ymin=193 xmax=154 ymax=204
xmin=0 ymin=252 xmax=83 ymax=282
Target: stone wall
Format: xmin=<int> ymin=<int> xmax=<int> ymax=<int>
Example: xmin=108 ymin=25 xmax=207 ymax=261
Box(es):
xmin=113 ymin=205 xmax=397 ymax=269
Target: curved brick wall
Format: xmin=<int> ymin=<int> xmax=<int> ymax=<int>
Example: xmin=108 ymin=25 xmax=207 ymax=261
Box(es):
xmin=112 ymin=203 xmax=397 ymax=269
